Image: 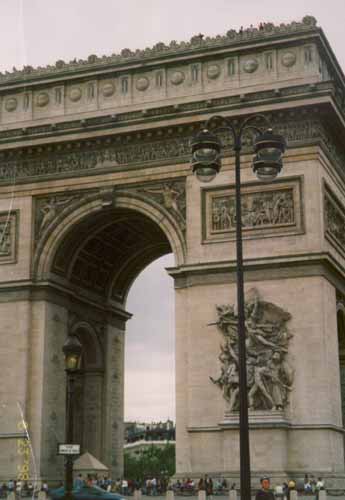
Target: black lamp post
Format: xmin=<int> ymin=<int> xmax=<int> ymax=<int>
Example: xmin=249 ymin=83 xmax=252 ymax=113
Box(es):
xmin=62 ymin=335 xmax=82 ymax=500
xmin=191 ymin=115 xmax=286 ymax=500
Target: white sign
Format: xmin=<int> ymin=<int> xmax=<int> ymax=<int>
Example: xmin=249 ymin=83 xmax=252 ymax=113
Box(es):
xmin=57 ymin=444 xmax=81 ymax=455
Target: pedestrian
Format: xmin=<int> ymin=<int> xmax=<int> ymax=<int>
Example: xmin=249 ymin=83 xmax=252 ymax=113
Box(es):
xmin=315 ymin=478 xmax=324 ymax=500
xmin=287 ymin=479 xmax=296 ymax=500
xmin=198 ymin=477 xmax=205 ymax=491
xmin=304 ymin=474 xmax=312 ymax=494
xmin=41 ymin=482 xmax=48 ymax=494
xmin=16 ymin=480 xmax=22 ymax=497
xmin=205 ymin=476 xmax=213 ymax=500
xmin=316 ymin=478 xmax=324 ymax=490
xmin=255 ymin=477 xmax=275 ymax=500
xmin=121 ymin=479 xmax=128 ymax=496
xmin=74 ymin=474 xmax=84 ymax=489
xmin=151 ymin=477 xmax=157 ymax=496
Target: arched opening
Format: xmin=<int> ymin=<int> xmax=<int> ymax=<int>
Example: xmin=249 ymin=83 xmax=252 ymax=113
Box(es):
xmin=38 ymin=199 xmax=180 ymax=478
xmin=125 ymin=254 xmax=175 ymax=422
xmin=52 ymin=207 xmax=172 ymax=304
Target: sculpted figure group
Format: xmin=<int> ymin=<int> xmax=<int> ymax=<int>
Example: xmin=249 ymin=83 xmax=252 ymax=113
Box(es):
xmin=210 ymin=288 xmax=294 ymax=412
xmin=212 ymin=190 xmax=294 ymax=232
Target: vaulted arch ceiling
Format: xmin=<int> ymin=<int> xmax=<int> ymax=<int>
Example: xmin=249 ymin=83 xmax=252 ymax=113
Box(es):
xmin=52 ymin=207 xmax=171 ymax=303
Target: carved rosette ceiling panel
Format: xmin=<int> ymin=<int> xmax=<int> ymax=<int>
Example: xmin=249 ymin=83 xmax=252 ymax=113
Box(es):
xmin=324 ymin=185 xmax=345 ymax=256
xmin=203 ymin=177 xmax=303 ymax=242
xmin=0 ymin=211 xmax=18 ymax=264
xmin=210 ymin=288 xmax=294 ymax=412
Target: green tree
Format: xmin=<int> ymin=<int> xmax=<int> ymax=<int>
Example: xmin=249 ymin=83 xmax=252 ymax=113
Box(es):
xmin=124 ymin=443 xmax=175 ymax=481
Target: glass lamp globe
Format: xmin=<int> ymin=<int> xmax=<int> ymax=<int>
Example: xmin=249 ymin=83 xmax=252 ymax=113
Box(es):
xmin=253 ymin=129 xmax=286 ymax=182
xmin=62 ymin=335 xmax=82 ymax=372
xmin=191 ymin=129 xmax=222 ymax=183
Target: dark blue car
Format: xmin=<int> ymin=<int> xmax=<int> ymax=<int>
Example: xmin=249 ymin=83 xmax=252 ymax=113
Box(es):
xmin=49 ymin=485 xmax=126 ymax=500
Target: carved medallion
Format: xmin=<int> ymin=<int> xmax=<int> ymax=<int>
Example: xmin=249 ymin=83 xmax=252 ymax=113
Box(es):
xmin=210 ymin=288 xmax=294 ymax=412
xmin=281 ymin=52 xmax=297 ymax=67
xmin=5 ymin=98 xmax=17 ymax=112
xmin=207 ymin=64 xmax=221 ymax=79
xmin=243 ymin=58 xmax=259 ymax=73
xmin=36 ymin=92 xmax=49 ymax=107
xmin=69 ymin=87 xmax=82 ymax=102
xmin=136 ymin=77 xmax=149 ymax=91
xmin=102 ymin=82 xmax=115 ymax=97
xmin=170 ymin=71 xmax=185 ymax=85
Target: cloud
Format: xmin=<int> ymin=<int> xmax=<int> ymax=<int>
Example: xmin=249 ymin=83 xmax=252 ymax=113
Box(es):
xmin=125 ymin=366 xmax=175 ymax=422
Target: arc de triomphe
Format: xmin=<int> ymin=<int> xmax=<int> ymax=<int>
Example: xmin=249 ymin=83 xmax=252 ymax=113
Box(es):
xmin=1 ymin=16 xmax=345 ymax=488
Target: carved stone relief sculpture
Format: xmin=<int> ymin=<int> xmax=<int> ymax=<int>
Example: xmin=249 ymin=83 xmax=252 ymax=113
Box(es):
xmin=210 ymin=288 xmax=294 ymax=412
xmin=0 ymin=212 xmax=17 ymax=264
xmin=324 ymin=186 xmax=345 ymax=253
xmin=203 ymin=178 xmax=303 ymax=242
xmin=35 ymin=194 xmax=78 ymax=240
xmin=138 ymin=180 xmax=186 ymax=230
xmin=212 ymin=188 xmax=294 ymax=231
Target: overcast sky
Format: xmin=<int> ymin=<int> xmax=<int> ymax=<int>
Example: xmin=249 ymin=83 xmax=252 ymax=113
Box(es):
xmin=2 ymin=0 xmax=345 ymax=423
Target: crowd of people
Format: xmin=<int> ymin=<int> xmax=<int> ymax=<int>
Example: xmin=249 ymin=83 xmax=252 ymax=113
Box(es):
xmin=256 ymin=475 xmax=325 ymax=500
xmin=0 ymin=480 xmax=48 ymax=498
xmin=0 ymin=473 xmax=326 ymax=498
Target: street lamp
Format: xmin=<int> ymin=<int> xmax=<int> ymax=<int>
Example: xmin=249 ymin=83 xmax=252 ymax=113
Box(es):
xmin=62 ymin=335 xmax=82 ymax=500
xmin=191 ymin=115 xmax=286 ymax=500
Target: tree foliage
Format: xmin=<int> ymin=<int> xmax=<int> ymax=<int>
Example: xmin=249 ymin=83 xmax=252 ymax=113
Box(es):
xmin=124 ymin=443 xmax=175 ymax=481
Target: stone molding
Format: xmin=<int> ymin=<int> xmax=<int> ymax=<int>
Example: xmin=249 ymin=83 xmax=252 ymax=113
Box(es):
xmin=187 ymin=423 xmax=345 ymax=434
xmin=168 ymin=251 xmax=345 ymax=295
xmin=0 ymin=81 xmax=336 ymax=146
xmin=0 ymin=17 xmax=317 ymax=84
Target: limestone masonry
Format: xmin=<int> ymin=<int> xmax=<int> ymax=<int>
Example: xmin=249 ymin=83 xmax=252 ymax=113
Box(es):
xmin=1 ymin=16 xmax=345 ymax=490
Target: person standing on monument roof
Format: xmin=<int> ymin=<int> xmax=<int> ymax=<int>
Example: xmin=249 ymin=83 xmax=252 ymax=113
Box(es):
xmin=255 ymin=477 xmax=275 ymax=500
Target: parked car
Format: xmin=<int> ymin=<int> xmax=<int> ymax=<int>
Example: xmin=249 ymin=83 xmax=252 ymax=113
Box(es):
xmin=50 ymin=485 xmax=125 ymax=500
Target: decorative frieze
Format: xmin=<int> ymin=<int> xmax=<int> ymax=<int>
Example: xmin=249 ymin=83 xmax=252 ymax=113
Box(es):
xmin=211 ymin=288 xmax=294 ymax=413
xmin=202 ymin=178 xmax=303 ymax=242
xmin=324 ymin=185 xmax=345 ymax=255
xmin=0 ymin=211 xmax=18 ymax=264
xmin=0 ymin=117 xmax=343 ymax=186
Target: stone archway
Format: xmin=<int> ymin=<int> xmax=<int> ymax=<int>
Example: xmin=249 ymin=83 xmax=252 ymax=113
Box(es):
xmin=29 ymin=189 xmax=184 ymax=479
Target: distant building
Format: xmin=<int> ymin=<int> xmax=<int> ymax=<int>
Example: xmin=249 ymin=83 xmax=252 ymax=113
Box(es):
xmin=124 ymin=419 xmax=175 ymax=444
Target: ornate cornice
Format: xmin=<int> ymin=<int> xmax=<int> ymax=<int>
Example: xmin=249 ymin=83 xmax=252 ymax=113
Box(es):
xmin=0 ymin=80 xmax=337 ymax=146
xmin=0 ymin=17 xmax=318 ymax=85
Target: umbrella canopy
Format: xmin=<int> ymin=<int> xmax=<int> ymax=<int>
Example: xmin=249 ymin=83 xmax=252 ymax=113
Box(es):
xmin=73 ymin=452 xmax=109 ymax=473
